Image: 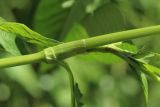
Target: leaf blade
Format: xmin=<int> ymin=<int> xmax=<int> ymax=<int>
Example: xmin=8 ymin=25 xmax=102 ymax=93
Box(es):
xmin=0 ymin=21 xmax=60 ymax=47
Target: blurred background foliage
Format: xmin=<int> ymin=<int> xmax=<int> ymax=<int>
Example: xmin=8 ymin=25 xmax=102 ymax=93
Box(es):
xmin=0 ymin=0 xmax=160 ymax=107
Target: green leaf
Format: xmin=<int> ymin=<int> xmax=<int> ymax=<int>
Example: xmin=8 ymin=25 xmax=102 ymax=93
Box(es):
xmin=82 ymin=3 xmax=126 ymax=36
xmin=135 ymin=52 xmax=160 ymax=67
xmin=118 ymin=50 xmax=160 ymax=106
xmin=4 ymin=65 xmax=42 ymax=98
xmin=34 ymin=0 xmax=126 ymax=41
xmin=64 ymin=23 xmax=88 ymax=42
xmin=114 ymin=49 xmax=149 ymax=106
xmin=85 ymin=0 xmax=110 ymax=14
xmin=114 ymin=41 xmax=138 ymax=54
xmin=33 ymin=0 xmax=70 ymax=38
xmin=0 ymin=17 xmax=20 ymax=55
xmin=117 ymin=0 xmax=142 ymax=27
xmin=140 ymin=73 xmax=148 ymax=106
xmin=130 ymin=53 xmax=160 ymax=81
xmin=34 ymin=0 xmax=95 ymax=40
xmin=60 ymin=0 xmax=91 ymax=39
xmin=130 ymin=62 xmax=148 ymax=106
xmin=0 ymin=31 xmax=20 ymax=55
xmin=128 ymin=58 xmax=149 ymax=106
xmin=137 ymin=71 xmax=148 ymax=106
xmin=0 ymin=17 xmax=6 ymax=24
xmin=0 ymin=18 xmax=43 ymax=98
xmin=141 ymin=63 xmax=160 ymax=81
xmin=74 ymin=83 xmax=83 ymax=107
xmin=0 ymin=22 xmax=60 ymax=47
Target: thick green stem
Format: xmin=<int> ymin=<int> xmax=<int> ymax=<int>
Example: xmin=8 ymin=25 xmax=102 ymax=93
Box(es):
xmin=0 ymin=25 xmax=160 ymax=68
xmin=45 ymin=25 xmax=160 ymax=60
xmin=85 ymin=25 xmax=160 ymax=48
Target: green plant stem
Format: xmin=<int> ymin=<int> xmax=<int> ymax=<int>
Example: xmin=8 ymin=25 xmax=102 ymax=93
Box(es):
xmin=58 ymin=61 xmax=75 ymax=107
xmin=0 ymin=25 xmax=160 ymax=68
xmin=45 ymin=25 xmax=160 ymax=60
xmin=85 ymin=25 xmax=160 ymax=48
xmin=0 ymin=51 xmax=45 ymax=68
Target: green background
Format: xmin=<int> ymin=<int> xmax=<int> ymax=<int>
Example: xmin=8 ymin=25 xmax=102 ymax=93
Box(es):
xmin=0 ymin=0 xmax=160 ymax=107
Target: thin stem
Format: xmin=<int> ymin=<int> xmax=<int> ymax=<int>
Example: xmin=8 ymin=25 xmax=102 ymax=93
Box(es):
xmin=58 ymin=61 xmax=75 ymax=107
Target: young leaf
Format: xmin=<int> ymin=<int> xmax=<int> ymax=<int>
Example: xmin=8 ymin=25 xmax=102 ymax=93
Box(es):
xmin=140 ymin=63 xmax=160 ymax=81
xmin=125 ymin=54 xmax=160 ymax=106
xmin=129 ymin=54 xmax=160 ymax=81
xmin=140 ymin=73 xmax=148 ymax=106
xmin=134 ymin=52 xmax=160 ymax=67
xmin=0 ymin=17 xmax=20 ymax=55
xmin=130 ymin=63 xmax=148 ymax=106
xmin=114 ymin=41 xmax=138 ymax=54
xmin=128 ymin=59 xmax=149 ymax=106
xmin=0 ymin=30 xmax=20 ymax=55
xmin=127 ymin=54 xmax=160 ymax=82
xmin=0 ymin=21 xmax=60 ymax=47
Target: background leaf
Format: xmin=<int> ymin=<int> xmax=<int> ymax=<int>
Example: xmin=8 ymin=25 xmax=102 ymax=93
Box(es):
xmin=0 ymin=1 xmax=15 ymax=21
xmin=82 ymin=3 xmax=126 ymax=36
xmin=34 ymin=0 xmax=126 ymax=40
xmin=33 ymin=0 xmax=70 ymax=38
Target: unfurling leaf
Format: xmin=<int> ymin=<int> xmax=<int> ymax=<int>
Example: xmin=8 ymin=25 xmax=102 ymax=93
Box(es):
xmin=0 ymin=17 xmax=20 ymax=55
xmin=0 ymin=21 xmax=60 ymax=47
xmin=128 ymin=54 xmax=160 ymax=82
xmin=140 ymin=63 xmax=160 ymax=81
xmin=130 ymin=54 xmax=160 ymax=81
xmin=115 ymin=41 xmax=138 ymax=54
